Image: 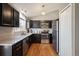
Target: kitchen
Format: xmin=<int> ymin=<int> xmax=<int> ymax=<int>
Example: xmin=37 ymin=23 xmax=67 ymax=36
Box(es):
xmin=0 ymin=3 xmax=79 ymax=56
xmin=0 ymin=3 xmax=63 ymax=56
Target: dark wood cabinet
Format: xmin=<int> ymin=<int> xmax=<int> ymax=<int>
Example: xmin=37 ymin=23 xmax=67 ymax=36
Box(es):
xmin=3 ymin=3 xmax=13 ymax=26
xmin=12 ymin=40 xmax=23 ymax=56
xmin=23 ymin=37 xmax=30 ymax=55
xmin=0 ymin=3 xmax=19 ymax=27
xmin=30 ymin=34 xmax=41 ymax=43
xmin=29 ymin=20 xmax=52 ymax=28
xmin=43 ymin=21 xmax=52 ymax=28
xmin=12 ymin=36 xmax=31 ymax=56
xmin=30 ymin=20 xmax=40 ymax=28
xmin=0 ymin=3 xmax=13 ymax=26
xmin=29 ymin=20 xmax=32 ymax=28
xmin=49 ymin=21 xmax=52 ymax=28
xmin=49 ymin=34 xmax=52 ymax=43
xmin=29 ymin=34 xmax=33 ymax=43
xmin=13 ymin=9 xmax=19 ymax=27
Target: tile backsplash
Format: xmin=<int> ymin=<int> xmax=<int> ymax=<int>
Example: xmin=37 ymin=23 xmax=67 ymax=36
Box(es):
xmin=0 ymin=26 xmax=26 ymax=36
xmin=0 ymin=27 xmax=12 ymax=35
xmin=0 ymin=27 xmax=27 ymax=36
xmin=29 ymin=28 xmax=52 ymax=34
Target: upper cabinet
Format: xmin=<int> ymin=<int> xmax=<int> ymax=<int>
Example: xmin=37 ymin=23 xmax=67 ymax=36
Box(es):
xmin=49 ymin=21 xmax=52 ymax=28
xmin=0 ymin=3 xmax=19 ymax=27
xmin=40 ymin=21 xmax=52 ymax=28
xmin=2 ymin=3 xmax=13 ymax=26
xmin=29 ymin=20 xmax=52 ymax=28
xmin=30 ymin=20 xmax=41 ymax=28
xmin=13 ymin=9 xmax=19 ymax=27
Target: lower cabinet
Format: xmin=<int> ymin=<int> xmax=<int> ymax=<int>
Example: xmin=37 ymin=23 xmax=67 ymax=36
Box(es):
xmin=12 ymin=40 xmax=23 ymax=56
xmin=12 ymin=37 xmax=30 ymax=56
xmin=30 ymin=34 xmax=41 ymax=43
xmin=12 ymin=36 xmax=31 ymax=56
xmin=23 ymin=37 xmax=30 ymax=56
xmin=49 ymin=34 xmax=52 ymax=43
xmin=12 ymin=34 xmax=41 ymax=56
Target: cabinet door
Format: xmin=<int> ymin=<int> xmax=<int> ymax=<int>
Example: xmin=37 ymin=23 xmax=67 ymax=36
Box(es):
xmin=30 ymin=34 xmax=36 ymax=43
xmin=2 ymin=3 xmax=13 ymax=26
xmin=49 ymin=34 xmax=52 ymax=43
xmin=0 ymin=4 xmax=2 ymax=25
xmin=13 ymin=9 xmax=19 ymax=27
xmin=31 ymin=34 xmax=41 ymax=43
xmin=23 ymin=37 xmax=28 ymax=55
xmin=49 ymin=21 xmax=52 ymax=28
xmin=29 ymin=20 xmax=32 ymax=28
xmin=30 ymin=21 xmax=40 ymax=28
xmin=12 ymin=41 xmax=23 ymax=56
xmin=29 ymin=34 xmax=34 ymax=43
xmin=36 ymin=34 xmax=41 ymax=43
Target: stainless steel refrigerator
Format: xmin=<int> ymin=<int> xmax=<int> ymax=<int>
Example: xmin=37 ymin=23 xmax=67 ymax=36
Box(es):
xmin=52 ymin=19 xmax=59 ymax=53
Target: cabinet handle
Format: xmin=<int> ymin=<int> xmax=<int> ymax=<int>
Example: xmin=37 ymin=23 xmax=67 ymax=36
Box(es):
xmin=16 ymin=46 xmax=21 ymax=51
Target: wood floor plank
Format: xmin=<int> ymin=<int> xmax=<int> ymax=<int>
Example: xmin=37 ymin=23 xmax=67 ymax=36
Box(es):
xmin=26 ymin=43 xmax=58 ymax=56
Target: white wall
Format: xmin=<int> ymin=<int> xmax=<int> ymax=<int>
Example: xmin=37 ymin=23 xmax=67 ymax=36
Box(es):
xmin=31 ymin=10 xmax=59 ymax=20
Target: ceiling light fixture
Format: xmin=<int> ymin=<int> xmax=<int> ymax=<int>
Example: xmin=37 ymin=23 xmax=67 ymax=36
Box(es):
xmin=41 ymin=5 xmax=46 ymax=15
xmin=41 ymin=11 xmax=46 ymax=15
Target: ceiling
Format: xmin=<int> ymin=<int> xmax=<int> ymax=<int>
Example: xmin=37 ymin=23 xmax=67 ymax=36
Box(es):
xmin=10 ymin=3 xmax=68 ymax=18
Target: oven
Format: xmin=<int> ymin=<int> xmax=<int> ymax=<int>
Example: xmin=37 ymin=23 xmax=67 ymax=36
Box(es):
xmin=41 ymin=30 xmax=49 ymax=43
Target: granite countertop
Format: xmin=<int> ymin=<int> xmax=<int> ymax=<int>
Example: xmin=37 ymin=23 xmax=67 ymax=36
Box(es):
xmin=0 ymin=33 xmax=32 ymax=46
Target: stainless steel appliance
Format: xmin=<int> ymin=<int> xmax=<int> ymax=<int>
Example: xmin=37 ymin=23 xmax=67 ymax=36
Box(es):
xmin=41 ymin=30 xmax=49 ymax=43
xmin=52 ymin=19 xmax=59 ymax=53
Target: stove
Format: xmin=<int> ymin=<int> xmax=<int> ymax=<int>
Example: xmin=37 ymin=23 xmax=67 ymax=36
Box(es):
xmin=41 ymin=30 xmax=49 ymax=43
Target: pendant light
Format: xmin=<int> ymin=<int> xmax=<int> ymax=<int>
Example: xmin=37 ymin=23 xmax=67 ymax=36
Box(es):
xmin=41 ymin=5 xmax=46 ymax=15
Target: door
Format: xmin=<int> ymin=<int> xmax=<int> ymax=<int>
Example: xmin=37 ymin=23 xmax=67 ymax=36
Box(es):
xmin=59 ymin=5 xmax=72 ymax=56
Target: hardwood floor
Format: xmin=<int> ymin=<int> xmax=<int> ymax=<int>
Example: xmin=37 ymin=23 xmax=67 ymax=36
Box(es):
xmin=26 ymin=43 xmax=58 ymax=56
